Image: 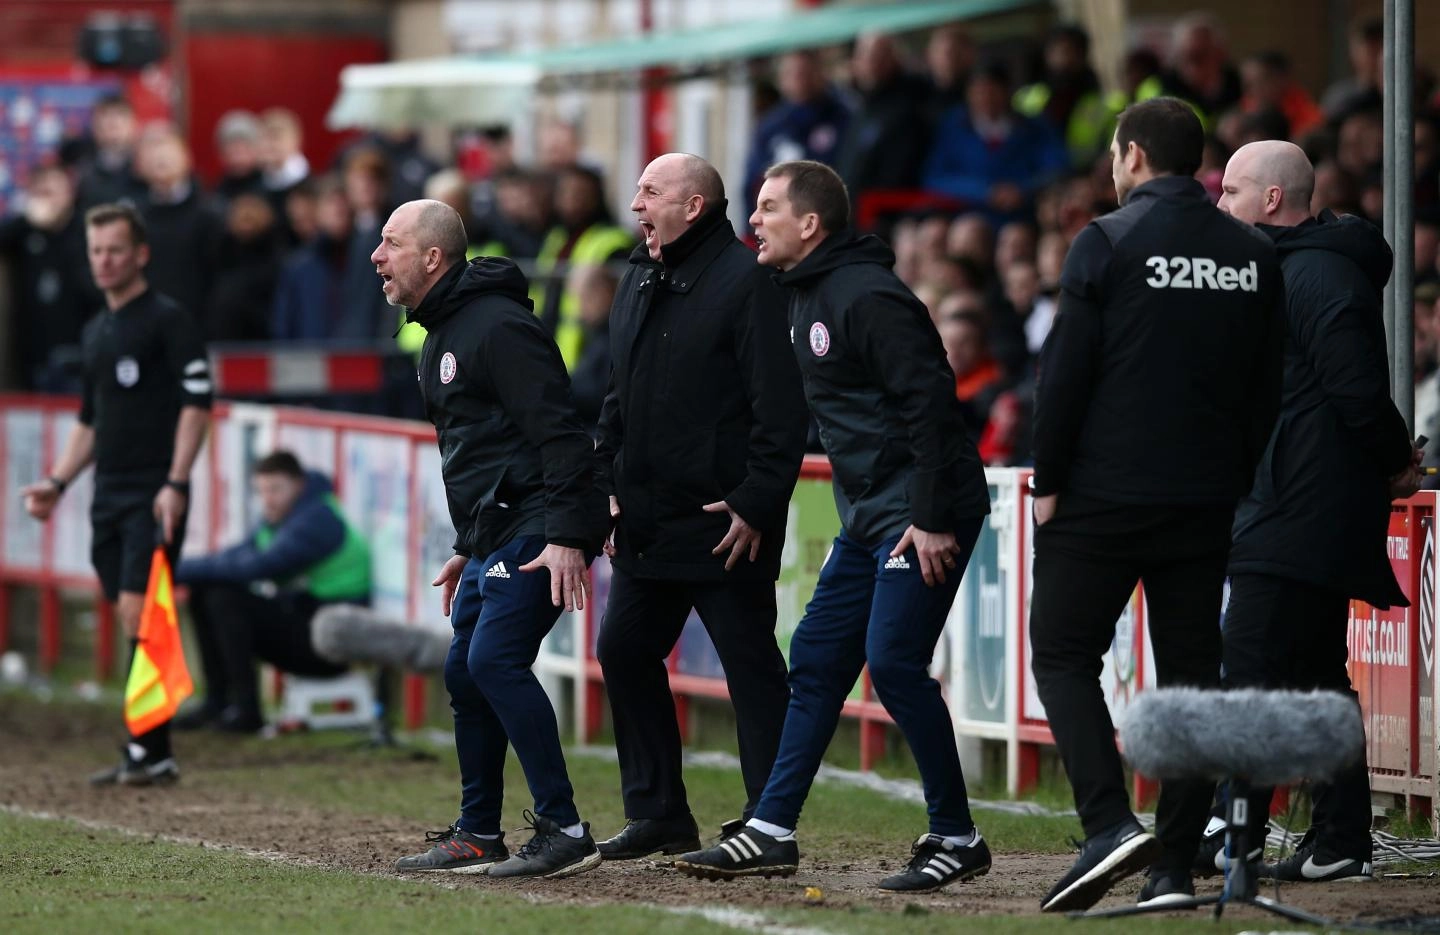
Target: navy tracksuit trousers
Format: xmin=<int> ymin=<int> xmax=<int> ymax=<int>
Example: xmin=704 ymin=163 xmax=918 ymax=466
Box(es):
xmin=445 ymin=535 xmax=581 ymax=834
xmin=753 ymin=519 xmax=983 ymax=837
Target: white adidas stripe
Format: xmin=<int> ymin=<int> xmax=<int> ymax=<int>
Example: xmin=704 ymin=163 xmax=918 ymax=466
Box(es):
xmin=719 ymin=839 xmax=746 ymax=863
xmin=734 ymin=834 xmax=761 ymax=859
xmin=920 ymin=865 xmax=945 ymax=881
xmin=934 ymin=853 xmax=961 ymax=871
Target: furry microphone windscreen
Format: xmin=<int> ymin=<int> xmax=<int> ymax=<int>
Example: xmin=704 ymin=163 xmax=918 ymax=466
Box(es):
xmin=1117 ymin=688 xmax=1364 ymax=787
xmin=310 ymin=604 xmax=453 ymax=673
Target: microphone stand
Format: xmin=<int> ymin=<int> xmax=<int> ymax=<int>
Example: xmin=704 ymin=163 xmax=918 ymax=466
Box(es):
xmin=1073 ymin=779 xmax=1333 ymax=925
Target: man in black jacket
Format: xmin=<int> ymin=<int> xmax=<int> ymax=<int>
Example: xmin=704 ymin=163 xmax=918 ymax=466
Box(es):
xmin=592 ymin=154 xmax=807 ymax=860
xmin=376 ymin=200 xmax=609 ymax=880
xmin=1200 ymin=139 xmax=1421 ymax=883
xmin=1028 ymin=98 xmax=1284 ymax=912
xmin=675 ymin=161 xmax=993 ymax=892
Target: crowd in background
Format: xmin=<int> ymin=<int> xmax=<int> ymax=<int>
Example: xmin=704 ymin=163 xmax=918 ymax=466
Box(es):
xmin=3 ymin=11 xmax=1439 ymax=466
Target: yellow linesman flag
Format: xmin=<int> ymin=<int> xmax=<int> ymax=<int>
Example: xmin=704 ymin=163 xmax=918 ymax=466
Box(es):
xmin=124 ymin=547 xmax=193 ymax=736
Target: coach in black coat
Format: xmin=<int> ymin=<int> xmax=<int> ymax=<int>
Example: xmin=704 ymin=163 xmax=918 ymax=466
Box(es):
xmin=593 ymin=154 xmax=808 ymax=859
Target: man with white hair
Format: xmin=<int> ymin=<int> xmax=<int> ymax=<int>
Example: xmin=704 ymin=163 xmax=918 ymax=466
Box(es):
xmin=375 ymin=200 xmax=609 ymax=880
xmin=1209 ymin=140 xmax=1421 ymax=883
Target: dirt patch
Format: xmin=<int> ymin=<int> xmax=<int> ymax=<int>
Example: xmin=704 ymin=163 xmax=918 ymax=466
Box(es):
xmin=2 ymin=695 xmax=1435 ymax=926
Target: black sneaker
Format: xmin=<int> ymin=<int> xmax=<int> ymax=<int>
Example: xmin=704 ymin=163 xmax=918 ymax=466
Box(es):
xmin=879 ymin=833 xmax=992 ymax=892
xmin=1137 ymin=868 xmax=1196 ymax=908
xmin=1192 ymin=822 xmax=1262 ymax=878
xmin=673 ymin=825 xmax=799 ymax=880
xmin=90 ymin=749 xmax=180 ymax=787
xmin=394 ymin=825 xmax=508 ymax=874
xmin=597 ymin=816 xmax=701 ymax=860
xmin=1040 ymin=819 xmax=1161 ymax=913
xmin=487 ymin=811 xmax=602 ymax=880
xmin=1260 ymin=838 xmax=1371 ymax=883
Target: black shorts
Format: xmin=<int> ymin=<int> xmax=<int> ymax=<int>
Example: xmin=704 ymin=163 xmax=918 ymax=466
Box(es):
xmin=90 ymin=486 xmax=187 ymax=602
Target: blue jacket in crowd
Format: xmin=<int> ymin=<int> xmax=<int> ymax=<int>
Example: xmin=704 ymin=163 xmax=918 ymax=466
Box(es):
xmin=922 ymin=106 xmax=1069 ymax=222
xmin=744 ymin=92 xmax=852 ymax=202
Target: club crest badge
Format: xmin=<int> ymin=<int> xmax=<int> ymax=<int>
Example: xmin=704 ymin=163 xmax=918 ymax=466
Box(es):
xmin=115 ymin=356 xmax=139 ymax=387
xmin=439 ymin=351 xmax=457 ymax=384
xmin=808 ymin=322 xmax=830 ymax=357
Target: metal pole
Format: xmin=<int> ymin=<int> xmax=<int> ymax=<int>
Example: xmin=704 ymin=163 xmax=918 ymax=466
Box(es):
xmin=1393 ymin=0 xmax=1416 ymax=431
xmin=1382 ymin=0 xmax=1397 ymax=390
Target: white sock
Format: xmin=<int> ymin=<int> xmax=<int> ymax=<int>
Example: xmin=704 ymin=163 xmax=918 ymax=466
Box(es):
xmin=942 ymin=829 xmax=979 ymax=848
xmin=127 ymin=742 xmax=148 ymax=761
xmin=560 ymin=822 xmax=586 ymax=839
xmin=745 ymin=818 xmax=795 ymax=840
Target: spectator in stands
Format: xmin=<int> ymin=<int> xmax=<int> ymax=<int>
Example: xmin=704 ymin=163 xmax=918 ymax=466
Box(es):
xmin=259 ymin=108 xmax=311 ymax=220
xmin=423 ymin=169 xmax=480 ymax=251
xmin=283 ymin=179 xmax=321 ymax=246
xmin=1416 ymin=283 xmax=1440 ymax=465
xmin=272 ymin=175 xmax=351 ymax=341
xmin=937 ymin=302 xmax=1005 ymax=439
xmin=1121 ymin=48 xmax=1163 ymax=103
xmin=1311 ymin=159 xmax=1360 ymax=216
xmin=1416 ymin=115 xmax=1440 ymax=210
xmin=213 ymin=110 xmax=266 ymax=206
xmin=1146 ymin=14 xmax=1242 ymax=128
xmin=481 ymin=168 xmax=552 ymax=259
xmin=136 ymin=127 xmax=223 ymax=327
xmin=743 ymin=50 xmax=851 ymax=202
xmin=0 ymin=164 xmax=101 ymax=392
xmin=946 ymin=212 xmax=995 ymax=271
xmin=567 ymin=263 xmax=616 ymax=431
xmin=922 ymin=61 xmax=1069 ymax=224
xmin=1414 ymin=213 xmax=1439 ymax=285
xmin=834 ymin=33 xmax=933 ymax=199
xmin=75 ymin=94 xmax=145 ymax=209
xmin=534 ymin=165 xmax=633 ymax=370
xmin=926 ymin=23 xmax=976 ymax=123
xmin=379 ymin=130 xmax=441 ymax=206
xmin=174 ymin=450 xmax=371 ymax=733
xmin=1240 ymin=52 xmax=1323 ymax=140
xmin=1335 ymin=106 xmax=1383 ymax=179
xmin=1036 ymin=230 xmax=1068 ymax=288
xmin=206 ymin=192 xmax=282 ymax=341
xmin=538 ymin=119 xmax=583 ymax=173
xmin=339 ymin=147 xmax=394 ymax=340
xmin=1015 ymin=24 xmax=1125 ymax=170
xmin=1321 ymin=18 xmax=1383 ymax=120
xmin=995 ymin=220 xmax=1037 ymax=270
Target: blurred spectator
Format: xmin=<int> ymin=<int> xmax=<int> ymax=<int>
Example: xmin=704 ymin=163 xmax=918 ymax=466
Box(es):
xmin=538 ymin=120 xmax=582 ymax=173
xmin=1145 ymin=14 xmax=1242 ymax=127
xmin=1321 ymin=17 xmax=1383 ymax=120
xmin=1311 ymin=159 xmax=1360 ymax=216
xmin=1006 ymin=260 xmax=1056 ymax=355
xmin=1415 ymin=213 xmax=1439 ymax=284
xmin=0 ymin=164 xmax=100 ymax=391
xmin=926 ymin=23 xmax=976 ymax=123
xmin=259 ymin=108 xmax=311 ymax=214
xmin=922 ymin=62 xmax=1068 ymax=223
xmin=1014 ymin=24 xmax=1125 ymax=169
xmin=339 ymin=147 xmax=393 ymax=340
xmin=567 ymin=263 xmax=618 ymax=430
xmin=1416 ymin=115 xmax=1440 ymax=210
xmin=283 ymin=180 xmax=321 ymax=246
xmin=744 ymin=50 xmax=851 ymax=202
xmin=1335 ymin=106 xmax=1383 ymax=178
xmin=378 ymin=130 xmax=441 ymax=206
xmin=937 ymin=301 xmax=1005 ymax=436
xmin=75 ymin=94 xmax=145 ymax=209
xmin=1122 ymin=48 xmax=1163 ymax=102
xmin=534 ymin=165 xmax=633 ymax=369
xmin=213 ymin=110 xmax=266 ymax=205
xmin=480 ymin=168 xmax=552 ymax=258
xmin=272 ymin=175 xmax=351 ymax=341
xmin=206 ymin=191 xmax=282 ymax=341
xmin=1240 ymin=52 xmax=1322 ymax=139
xmin=136 ymin=126 xmax=223 ymax=326
xmin=1417 ymin=283 xmax=1440 ymax=460
xmin=834 ymin=33 xmax=932 ymax=198
xmin=995 ymin=219 xmax=1037 ymax=269
xmin=1036 ymin=230 xmax=1068 ymax=288
xmin=946 ymin=212 xmax=995 ymax=270
xmin=424 ymin=168 xmax=480 ymax=250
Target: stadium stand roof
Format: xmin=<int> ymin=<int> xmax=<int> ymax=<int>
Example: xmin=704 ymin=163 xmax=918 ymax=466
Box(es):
xmin=327 ymin=0 xmax=1042 ymax=128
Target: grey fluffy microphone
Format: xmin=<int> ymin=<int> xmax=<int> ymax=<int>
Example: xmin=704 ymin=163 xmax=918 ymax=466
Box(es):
xmin=1117 ymin=688 xmax=1364 ymax=786
xmin=311 ymin=604 xmax=453 ymax=673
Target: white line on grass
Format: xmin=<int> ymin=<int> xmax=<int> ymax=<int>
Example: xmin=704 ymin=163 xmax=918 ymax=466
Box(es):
xmin=665 ymin=905 xmax=835 ymax=935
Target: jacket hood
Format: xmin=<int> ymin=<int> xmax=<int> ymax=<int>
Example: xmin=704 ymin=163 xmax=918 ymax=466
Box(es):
xmin=775 ymin=229 xmax=896 ymax=286
xmin=1260 ymin=210 xmax=1393 ymax=292
xmin=406 ymin=256 xmax=533 ymax=328
xmin=300 ymin=469 xmax=334 ymax=503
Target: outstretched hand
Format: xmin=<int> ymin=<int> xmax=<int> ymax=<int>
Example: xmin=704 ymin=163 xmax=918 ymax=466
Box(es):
xmin=519 ymin=544 xmax=590 ymax=612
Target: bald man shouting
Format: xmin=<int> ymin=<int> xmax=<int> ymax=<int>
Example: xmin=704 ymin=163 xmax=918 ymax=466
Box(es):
xmin=377 ymin=200 xmax=610 ymax=880
xmin=593 ymin=154 xmax=807 ymax=860
xmin=1210 ymin=141 xmax=1421 ymax=883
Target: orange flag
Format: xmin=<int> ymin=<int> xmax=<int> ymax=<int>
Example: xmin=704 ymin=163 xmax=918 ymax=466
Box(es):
xmin=124 ymin=547 xmax=193 ymax=736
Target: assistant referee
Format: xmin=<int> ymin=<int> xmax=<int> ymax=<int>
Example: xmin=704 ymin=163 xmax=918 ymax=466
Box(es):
xmin=1028 ymin=98 xmax=1285 ymax=912
xmin=23 ymin=202 xmax=212 ymax=786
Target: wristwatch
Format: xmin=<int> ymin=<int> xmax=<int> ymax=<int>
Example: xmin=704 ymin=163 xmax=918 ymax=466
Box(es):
xmin=47 ymin=476 xmax=67 ymax=494
xmin=165 ymin=479 xmax=191 ymax=496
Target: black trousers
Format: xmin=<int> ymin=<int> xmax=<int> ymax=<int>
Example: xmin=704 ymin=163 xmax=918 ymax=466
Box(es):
xmin=1030 ymin=495 xmax=1231 ymax=872
xmin=596 ymin=570 xmax=790 ymax=821
xmin=1217 ymin=573 xmax=1372 ymax=859
xmin=188 ymin=583 xmax=346 ymax=717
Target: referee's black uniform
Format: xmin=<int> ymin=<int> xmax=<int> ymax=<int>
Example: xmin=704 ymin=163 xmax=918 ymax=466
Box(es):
xmin=81 ymin=287 xmax=212 ymax=753
xmin=1030 ymin=159 xmax=1283 ymax=904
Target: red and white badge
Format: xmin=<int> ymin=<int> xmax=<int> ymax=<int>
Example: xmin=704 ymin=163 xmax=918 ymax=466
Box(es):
xmin=439 ymin=351 xmax=457 ymax=384
xmin=808 ymin=322 xmax=831 ymax=357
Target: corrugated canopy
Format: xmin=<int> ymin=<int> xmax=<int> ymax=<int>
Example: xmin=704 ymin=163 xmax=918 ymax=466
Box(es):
xmin=328 ymin=0 xmax=1042 ymax=129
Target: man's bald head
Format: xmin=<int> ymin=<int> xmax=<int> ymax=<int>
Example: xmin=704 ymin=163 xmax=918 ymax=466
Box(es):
xmin=372 ymin=199 xmax=470 ymax=309
xmin=1218 ymin=140 xmax=1315 ymax=227
xmin=632 ymin=153 xmax=726 ymax=260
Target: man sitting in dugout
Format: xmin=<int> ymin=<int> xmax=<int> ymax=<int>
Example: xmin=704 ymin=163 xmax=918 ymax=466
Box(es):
xmin=173 ymin=450 xmax=372 ymax=732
